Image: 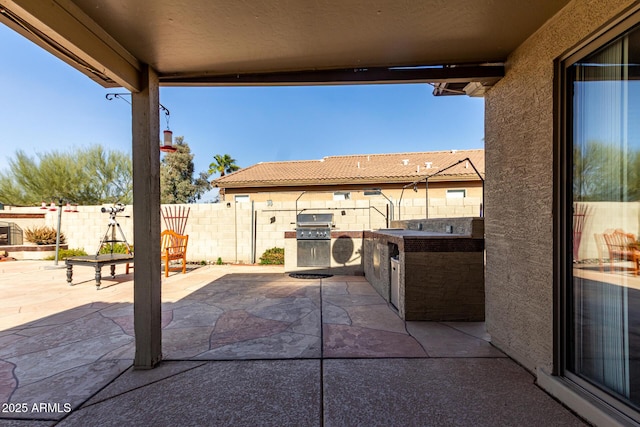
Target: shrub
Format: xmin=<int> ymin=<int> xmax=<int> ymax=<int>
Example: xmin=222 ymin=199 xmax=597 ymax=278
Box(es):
xmin=259 ymin=247 xmax=284 ymax=265
xmin=98 ymin=243 xmax=131 ymax=254
xmin=216 ymin=257 xmax=223 ymax=265
xmin=25 ymin=226 xmax=65 ymax=245
xmin=44 ymin=248 xmax=88 ymax=260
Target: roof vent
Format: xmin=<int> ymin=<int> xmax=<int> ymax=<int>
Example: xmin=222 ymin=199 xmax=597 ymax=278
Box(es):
xmin=451 ymin=149 xmax=457 ymax=154
xmin=402 ymin=159 xmax=409 ymax=166
xmin=425 ymin=162 xmax=432 ymax=169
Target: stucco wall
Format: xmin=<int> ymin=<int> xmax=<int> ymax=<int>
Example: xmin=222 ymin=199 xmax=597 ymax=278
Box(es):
xmin=225 ymin=181 xmax=483 ymax=202
xmin=484 ymin=0 xmax=635 ymax=372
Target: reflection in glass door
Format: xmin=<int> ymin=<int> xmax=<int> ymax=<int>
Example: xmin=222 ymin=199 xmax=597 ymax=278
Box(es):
xmin=568 ymin=23 xmax=640 ymax=409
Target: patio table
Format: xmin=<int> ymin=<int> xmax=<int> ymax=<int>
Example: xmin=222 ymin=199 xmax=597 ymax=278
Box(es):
xmin=65 ymin=253 xmax=134 ymax=289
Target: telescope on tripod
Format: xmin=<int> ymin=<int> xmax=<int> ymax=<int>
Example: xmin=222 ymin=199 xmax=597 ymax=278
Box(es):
xmin=97 ymin=203 xmax=132 ymax=256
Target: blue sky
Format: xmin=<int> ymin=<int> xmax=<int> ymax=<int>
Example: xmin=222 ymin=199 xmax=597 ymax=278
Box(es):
xmin=0 ymin=23 xmax=484 ymax=202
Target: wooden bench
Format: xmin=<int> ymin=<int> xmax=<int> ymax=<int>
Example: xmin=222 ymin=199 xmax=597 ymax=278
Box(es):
xmin=161 ymin=229 xmax=188 ymax=277
xmin=66 ymin=253 xmax=134 ymax=289
xmin=603 ymin=229 xmax=640 ymax=275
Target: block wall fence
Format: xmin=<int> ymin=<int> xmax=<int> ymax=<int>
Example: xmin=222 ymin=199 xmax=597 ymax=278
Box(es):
xmin=2 ymin=196 xmax=481 ymax=262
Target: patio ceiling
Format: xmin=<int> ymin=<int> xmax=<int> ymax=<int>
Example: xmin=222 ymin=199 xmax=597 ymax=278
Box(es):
xmin=0 ymin=0 xmax=571 ymax=92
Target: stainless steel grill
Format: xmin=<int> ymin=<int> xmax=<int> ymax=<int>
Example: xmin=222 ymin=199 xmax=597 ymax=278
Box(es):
xmin=295 ymin=213 xmax=333 ymax=240
xmin=296 ymin=213 xmax=333 ymax=267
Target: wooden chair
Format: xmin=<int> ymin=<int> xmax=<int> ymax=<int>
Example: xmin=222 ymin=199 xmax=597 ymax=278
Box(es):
xmin=603 ymin=229 xmax=640 ymax=275
xmin=161 ymin=229 xmax=189 ymax=277
xmin=162 ymin=206 xmax=190 ymax=235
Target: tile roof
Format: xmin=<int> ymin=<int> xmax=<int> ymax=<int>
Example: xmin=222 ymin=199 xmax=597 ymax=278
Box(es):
xmin=213 ymin=149 xmax=484 ymax=188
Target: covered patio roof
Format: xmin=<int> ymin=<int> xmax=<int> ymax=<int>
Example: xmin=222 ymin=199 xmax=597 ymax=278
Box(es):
xmin=0 ymin=0 xmax=570 ymax=91
xmin=0 ymin=0 xmax=572 ymax=368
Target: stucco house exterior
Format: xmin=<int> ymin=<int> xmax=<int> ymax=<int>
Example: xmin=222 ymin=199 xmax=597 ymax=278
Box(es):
xmin=3 ymin=0 xmax=640 ymax=424
xmin=212 ymin=149 xmax=484 ymax=204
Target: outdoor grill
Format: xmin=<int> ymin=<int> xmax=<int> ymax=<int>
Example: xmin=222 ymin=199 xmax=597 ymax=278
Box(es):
xmin=296 ymin=213 xmax=333 ymax=240
xmin=296 ymin=213 xmax=333 ymax=267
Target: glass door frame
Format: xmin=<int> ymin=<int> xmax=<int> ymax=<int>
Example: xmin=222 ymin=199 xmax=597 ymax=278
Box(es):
xmin=555 ymin=4 xmax=640 ymax=421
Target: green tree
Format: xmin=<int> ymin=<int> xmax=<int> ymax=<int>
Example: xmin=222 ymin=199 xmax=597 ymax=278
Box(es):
xmin=208 ymin=154 xmax=240 ymax=200
xmin=160 ymin=136 xmax=211 ymax=204
xmin=0 ymin=145 xmax=132 ymax=206
xmin=573 ymin=140 xmax=640 ymax=202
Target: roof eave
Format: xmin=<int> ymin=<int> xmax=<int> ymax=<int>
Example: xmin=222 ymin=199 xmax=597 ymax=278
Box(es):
xmin=214 ymin=174 xmax=484 ymax=188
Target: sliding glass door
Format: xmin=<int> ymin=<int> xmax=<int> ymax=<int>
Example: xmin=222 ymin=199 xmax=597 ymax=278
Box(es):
xmin=566 ymin=20 xmax=640 ymax=411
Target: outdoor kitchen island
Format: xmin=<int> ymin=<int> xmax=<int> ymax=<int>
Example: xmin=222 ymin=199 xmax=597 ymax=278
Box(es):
xmin=363 ymin=218 xmax=485 ymax=321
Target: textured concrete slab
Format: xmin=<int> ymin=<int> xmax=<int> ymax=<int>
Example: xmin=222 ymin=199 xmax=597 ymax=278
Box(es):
xmin=0 ymin=360 xmax=17 ymax=403
xmin=406 ymin=322 xmax=507 ymax=358
xmin=343 ymin=304 xmax=407 ymax=334
xmin=198 ymin=331 xmax=322 ymax=360
xmin=210 ymin=309 xmax=291 ymax=349
xmin=84 ymin=361 xmax=207 ymax=406
xmin=324 ymin=324 xmax=426 ymax=358
xmin=58 ymin=360 xmax=321 ymax=427
xmin=322 ymin=303 xmax=352 ymax=325
xmin=0 ymin=421 xmax=55 ymax=427
xmin=443 ymin=321 xmax=493 ymax=341
xmin=8 ymin=359 xmax=131 ymax=420
xmin=0 ymin=264 xmax=587 ymax=426
xmin=249 ymin=296 xmax=319 ymax=323
xmin=344 ymin=281 xmax=381 ymax=295
xmin=322 ymin=294 xmax=387 ymax=307
xmin=9 ymin=333 xmax=133 ymax=386
xmin=161 ymin=326 xmax=215 ymax=359
xmin=323 ymin=359 xmax=587 ymax=427
xmin=0 ymin=313 xmax=123 ymax=359
xmin=163 ymin=302 xmax=223 ymax=329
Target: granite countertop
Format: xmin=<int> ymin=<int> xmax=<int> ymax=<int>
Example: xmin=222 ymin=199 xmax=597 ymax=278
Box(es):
xmin=371 ymin=229 xmax=468 ymax=239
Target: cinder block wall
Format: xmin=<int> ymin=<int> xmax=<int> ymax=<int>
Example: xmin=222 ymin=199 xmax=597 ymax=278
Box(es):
xmin=484 ymin=0 xmax=634 ymax=373
xmin=5 ymin=197 xmax=480 ymax=262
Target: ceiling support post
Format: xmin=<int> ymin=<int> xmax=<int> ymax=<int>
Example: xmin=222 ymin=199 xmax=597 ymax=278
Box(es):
xmin=132 ymin=64 xmax=162 ymax=369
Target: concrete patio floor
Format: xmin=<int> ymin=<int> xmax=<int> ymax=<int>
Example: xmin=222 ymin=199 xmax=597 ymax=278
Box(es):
xmin=0 ymin=261 xmax=586 ymax=426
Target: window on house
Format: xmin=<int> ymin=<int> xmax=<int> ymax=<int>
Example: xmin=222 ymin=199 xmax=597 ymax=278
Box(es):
xmin=446 ymin=189 xmax=466 ymax=198
xmin=561 ymin=12 xmax=640 ymax=416
xmin=234 ymin=195 xmax=250 ymax=203
xmin=333 ymin=192 xmax=350 ymax=201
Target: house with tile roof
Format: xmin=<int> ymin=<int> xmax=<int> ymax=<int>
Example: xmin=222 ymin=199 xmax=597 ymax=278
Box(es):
xmin=212 ymin=149 xmax=484 ymax=204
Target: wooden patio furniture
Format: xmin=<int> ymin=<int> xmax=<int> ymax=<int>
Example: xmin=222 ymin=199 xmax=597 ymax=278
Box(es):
xmin=162 ymin=206 xmax=190 ymax=235
xmin=602 ymin=229 xmax=640 ymax=275
xmin=161 ymin=229 xmax=189 ymax=277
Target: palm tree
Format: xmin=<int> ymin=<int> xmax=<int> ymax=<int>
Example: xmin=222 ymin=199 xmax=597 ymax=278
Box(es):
xmin=208 ymin=154 xmax=240 ymax=200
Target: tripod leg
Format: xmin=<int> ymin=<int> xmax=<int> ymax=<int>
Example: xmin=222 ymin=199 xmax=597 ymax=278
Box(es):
xmin=115 ymin=222 xmax=132 ymax=252
xmin=97 ymin=223 xmax=115 ymax=256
